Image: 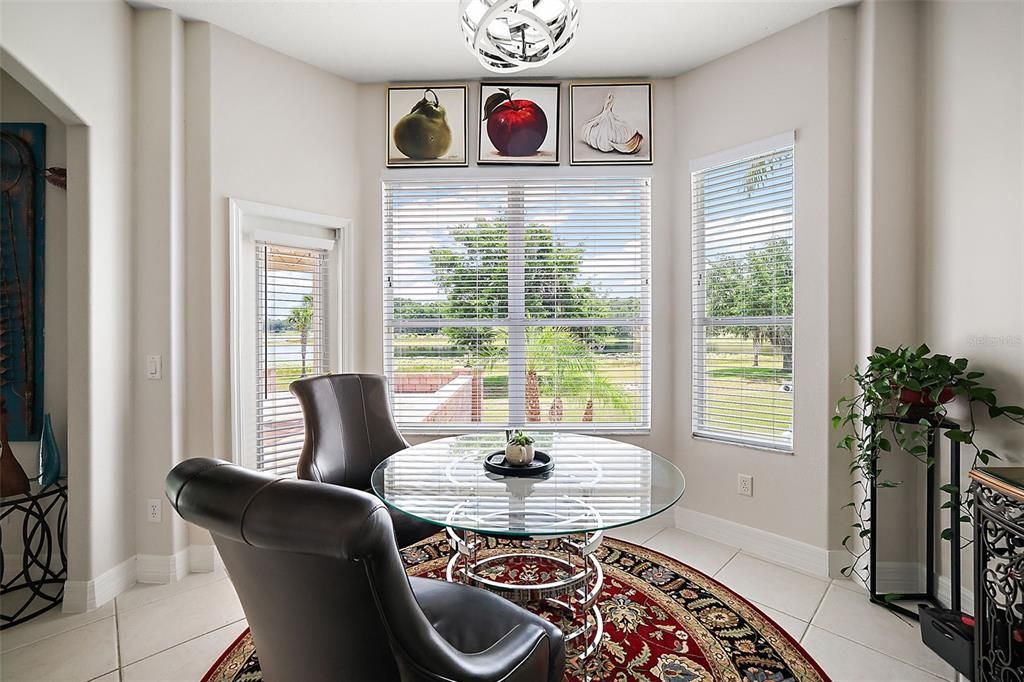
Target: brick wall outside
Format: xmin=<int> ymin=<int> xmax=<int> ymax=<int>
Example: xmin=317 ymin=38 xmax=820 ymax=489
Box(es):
xmin=396 ymin=368 xmax=483 ymax=423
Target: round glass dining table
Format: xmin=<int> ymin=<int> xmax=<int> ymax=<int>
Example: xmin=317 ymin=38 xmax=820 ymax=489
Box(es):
xmin=370 ymin=432 xmax=685 ymax=661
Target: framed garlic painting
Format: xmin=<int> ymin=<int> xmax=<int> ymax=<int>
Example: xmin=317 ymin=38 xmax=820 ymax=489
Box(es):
xmin=387 ymin=85 xmax=468 ymax=168
xmin=569 ymin=83 xmax=653 ymax=165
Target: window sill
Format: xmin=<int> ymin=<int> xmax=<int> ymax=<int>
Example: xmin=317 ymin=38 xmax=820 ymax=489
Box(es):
xmin=691 ymin=432 xmax=794 ymax=455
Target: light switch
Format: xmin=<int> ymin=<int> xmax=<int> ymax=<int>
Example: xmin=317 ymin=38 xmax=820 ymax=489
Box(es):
xmin=146 ymin=354 xmax=162 ymax=380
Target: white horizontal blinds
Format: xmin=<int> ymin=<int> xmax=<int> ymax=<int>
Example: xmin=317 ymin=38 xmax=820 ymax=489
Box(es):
xmin=255 ymin=242 xmax=328 ymax=476
xmin=692 ymin=140 xmax=795 ymax=450
xmin=384 ymin=178 xmax=651 ymax=431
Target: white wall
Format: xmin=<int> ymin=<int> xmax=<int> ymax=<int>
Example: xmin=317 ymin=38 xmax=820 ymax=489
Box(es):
xmin=181 ymin=24 xmax=362 ymax=546
xmin=133 ymin=8 xmax=188 ymax=563
xmin=919 ymin=0 xmax=1024 ymax=601
xmin=5 ymin=9 xmax=363 ymax=577
xmin=672 ymin=9 xmax=856 ymax=551
xmin=0 ymin=71 xmax=68 ymax=476
xmin=353 ymin=80 xmax=678 ymax=459
xmin=919 ymin=0 xmax=1024 ymax=455
xmin=1 ymin=0 xmax=135 ymax=603
xmin=852 ymin=0 xmax=926 ymax=573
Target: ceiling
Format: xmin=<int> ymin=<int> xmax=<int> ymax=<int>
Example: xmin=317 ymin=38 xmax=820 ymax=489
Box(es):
xmin=137 ymin=0 xmax=850 ymax=83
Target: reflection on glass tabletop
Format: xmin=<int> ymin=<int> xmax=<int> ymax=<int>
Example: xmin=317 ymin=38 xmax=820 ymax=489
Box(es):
xmin=370 ymin=432 xmax=685 ymax=537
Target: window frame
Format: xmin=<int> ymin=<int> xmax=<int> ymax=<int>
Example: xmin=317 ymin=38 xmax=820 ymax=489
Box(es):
xmin=229 ymin=198 xmax=352 ymax=472
xmin=689 ymin=132 xmax=796 ymax=453
xmin=382 ymin=177 xmax=653 ymax=436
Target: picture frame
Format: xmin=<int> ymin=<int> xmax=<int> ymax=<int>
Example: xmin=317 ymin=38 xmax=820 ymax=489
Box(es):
xmin=569 ymin=82 xmax=653 ymax=166
xmin=387 ymin=85 xmax=468 ymax=168
xmin=478 ymin=82 xmax=560 ymax=165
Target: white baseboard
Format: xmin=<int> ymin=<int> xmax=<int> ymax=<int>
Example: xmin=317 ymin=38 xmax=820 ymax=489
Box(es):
xmin=61 ymin=544 xmax=222 ymax=613
xmin=866 ymin=562 xmax=974 ymax=613
xmin=674 ymin=509 xmax=976 ymax=609
xmin=188 ymin=544 xmax=222 ymax=573
xmin=63 ymin=555 xmax=135 ymax=614
xmin=136 ymin=548 xmax=190 ymax=584
xmin=875 ymin=561 xmax=926 ymax=594
xmin=938 ymin=575 xmax=974 ymax=616
xmin=674 ymin=507 xmax=831 ymax=578
xmin=828 ymin=550 xmax=858 ymax=581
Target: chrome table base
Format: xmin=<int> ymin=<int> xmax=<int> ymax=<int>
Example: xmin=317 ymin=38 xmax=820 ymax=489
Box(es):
xmin=445 ymin=527 xmax=605 ymax=663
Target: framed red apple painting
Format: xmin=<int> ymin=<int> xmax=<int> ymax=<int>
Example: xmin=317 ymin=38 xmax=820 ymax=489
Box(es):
xmin=387 ymin=85 xmax=468 ymax=168
xmin=478 ymin=83 xmax=560 ymax=165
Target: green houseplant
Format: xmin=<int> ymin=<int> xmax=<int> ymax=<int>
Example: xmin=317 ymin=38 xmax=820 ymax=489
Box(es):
xmin=834 ymin=344 xmax=1024 ymax=584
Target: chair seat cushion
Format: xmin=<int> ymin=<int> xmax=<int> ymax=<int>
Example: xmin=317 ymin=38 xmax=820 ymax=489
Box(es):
xmin=410 ymin=576 xmax=566 ymax=681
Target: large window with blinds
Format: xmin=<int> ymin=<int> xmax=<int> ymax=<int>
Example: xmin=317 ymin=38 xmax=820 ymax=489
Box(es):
xmin=691 ymin=134 xmax=794 ymax=451
xmin=254 ymin=243 xmax=329 ymax=475
xmin=383 ymin=178 xmax=651 ymax=433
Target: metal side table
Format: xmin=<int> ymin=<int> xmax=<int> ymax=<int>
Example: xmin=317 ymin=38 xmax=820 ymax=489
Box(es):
xmin=1 ymin=479 xmax=68 ymax=629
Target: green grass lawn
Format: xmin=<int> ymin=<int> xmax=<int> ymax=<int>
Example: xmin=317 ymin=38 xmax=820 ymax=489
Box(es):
xmin=268 ymin=330 xmax=792 ymax=437
xmin=708 ymin=366 xmax=791 ymax=381
xmin=700 ymin=340 xmax=793 ymax=439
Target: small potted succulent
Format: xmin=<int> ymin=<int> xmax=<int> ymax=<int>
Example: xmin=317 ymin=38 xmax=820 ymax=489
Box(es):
xmin=504 ymin=430 xmax=536 ymax=466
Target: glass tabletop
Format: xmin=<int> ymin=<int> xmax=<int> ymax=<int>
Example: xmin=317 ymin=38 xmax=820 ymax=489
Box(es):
xmin=370 ymin=432 xmax=685 ymax=537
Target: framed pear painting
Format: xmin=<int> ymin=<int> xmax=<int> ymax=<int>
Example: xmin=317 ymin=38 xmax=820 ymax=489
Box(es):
xmin=387 ymin=85 xmax=468 ymax=168
xmin=569 ymin=83 xmax=653 ymax=165
xmin=478 ymin=83 xmax=560 ymax=165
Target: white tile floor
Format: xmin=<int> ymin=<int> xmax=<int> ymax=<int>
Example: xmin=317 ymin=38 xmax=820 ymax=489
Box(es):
xmin=1 ymin=518 xmax=957 ymax=681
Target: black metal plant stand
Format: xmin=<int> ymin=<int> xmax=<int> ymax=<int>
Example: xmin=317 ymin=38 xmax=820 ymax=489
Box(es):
xmin=1 ymin=480 xmax=68 ymax=629
xmin=868 ymin=414 xmax=962 ymax=621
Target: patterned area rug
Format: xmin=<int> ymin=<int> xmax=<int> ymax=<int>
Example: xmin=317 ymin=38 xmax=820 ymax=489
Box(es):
xmin=203 ymin=534 xmax=830 ymax=682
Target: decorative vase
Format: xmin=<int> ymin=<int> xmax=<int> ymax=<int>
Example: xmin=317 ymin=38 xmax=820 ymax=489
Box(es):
xmin=38 ymin=414 xmax=61 ymax=488
xmin=504 ymin=443 xmax=535 ymax=466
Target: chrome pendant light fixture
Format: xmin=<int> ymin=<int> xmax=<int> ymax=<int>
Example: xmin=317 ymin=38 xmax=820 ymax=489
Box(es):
xmin=460 ymin=0 xmax=581 ymax=73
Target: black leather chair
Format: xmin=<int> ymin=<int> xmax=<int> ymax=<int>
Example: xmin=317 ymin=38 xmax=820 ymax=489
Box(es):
xmin=289 ymin=373 xmax=436 ymax=547
xmin=165 ymin=458 xmax=565 ymax=682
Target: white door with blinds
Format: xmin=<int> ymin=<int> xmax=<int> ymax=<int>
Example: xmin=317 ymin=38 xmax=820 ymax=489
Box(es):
xmin=383 ymin=178 xmax=651 ymax=433
xmin=691 ymin=133 xmax=795 ymax=451
xmin=230 ymin=199 xmax=349 ymax=477
xmin=254 ymin=243 xmax=328 ymax=475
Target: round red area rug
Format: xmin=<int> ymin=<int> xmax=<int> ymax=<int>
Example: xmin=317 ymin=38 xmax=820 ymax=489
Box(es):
xmin=203 ymin=534 xmax=830 ymax=682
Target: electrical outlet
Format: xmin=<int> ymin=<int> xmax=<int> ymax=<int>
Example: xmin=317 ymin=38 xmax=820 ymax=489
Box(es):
xmin=147 ymin=498 xmax=162 ymax=523
xmin=737 ymin=474 xmax=754 ymax=497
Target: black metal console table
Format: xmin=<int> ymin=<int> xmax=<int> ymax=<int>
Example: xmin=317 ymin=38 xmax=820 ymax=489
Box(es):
xmin=868 ymin=413 xmax=962 ymax=620
xmin=970 ymin=467 xmax=1024 ymax=682
xmin=1 ymin=479 xmax=68 ymax=629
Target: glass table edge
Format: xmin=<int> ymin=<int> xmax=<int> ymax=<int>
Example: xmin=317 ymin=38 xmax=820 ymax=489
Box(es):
xmin=369 ymin=471 xmax=686 ymax=538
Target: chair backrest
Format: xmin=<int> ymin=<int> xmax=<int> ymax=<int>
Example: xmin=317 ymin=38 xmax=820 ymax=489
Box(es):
xmin=290 ymin=373 xmax=408 ymax=488
xmin=165 ymin=458 xmax=411 ymax=681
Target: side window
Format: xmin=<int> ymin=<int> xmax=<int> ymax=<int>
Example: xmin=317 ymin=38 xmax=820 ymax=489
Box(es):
xmin=692 ymin=138 xmax=795 ymax=451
